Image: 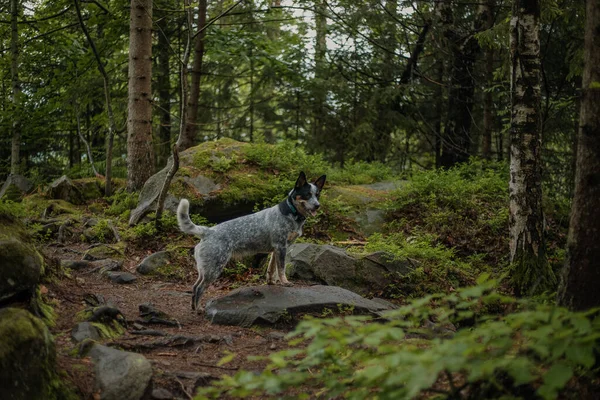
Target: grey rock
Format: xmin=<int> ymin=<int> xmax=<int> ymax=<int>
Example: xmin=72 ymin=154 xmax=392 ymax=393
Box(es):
xmin=47 ymin=175 xmax=85 ymax=205
xmin=88 ymin=344 xmax=152 ymax=400
xmin=0 ymin=239 xmax=43 ymax=302
xmin=267 ymin=331 xmax=286 ymax=341
xmin=71 ymin=322 xmax=101 ymax=342
xmin=94 ymin=259 xmax=123 ymax=274
xmin=183 ymin=175 xmax=221 ymax=196
xmin=286 ymin=243 xmax=417 ymax=296
xmin=61 ymin=259 xmax=93 ymax=270
xmin=107 ymin=271 xmax=137 ymax=284
xmin=0 ymin=174 xmax=33 ymax=201
xmin=136 ymin=251 xmax=171 ymax=275
xmin=205 ymin=285 xmax=393 ymax=327
xmin=152 ymin=388 xmax=174 ymax=400
xmin=83 ymin=244 xmax=124 ymax=261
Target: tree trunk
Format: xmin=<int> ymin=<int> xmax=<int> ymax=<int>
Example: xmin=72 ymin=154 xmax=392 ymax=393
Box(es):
xmin=10 ymin=0 xmax=20 ymax=175
xmin=557 ymin=0 xmax=600 ymax=310
xmin=312 ymin=0 xmax=327 ymax=144
xmin=127 ymin=0 xmax=155 ymax=192
xmin=155 ymin=7 xmax=172 ymax=168
xmin=179 ymin=0 xmax=207 ymax=150
xmin=508 ymin=0 xmax=554 ymax=296
xmin=439 ymin=0 xmax=478 ymax=168
xmin=480 ymin=0 xmax=495 ymax=159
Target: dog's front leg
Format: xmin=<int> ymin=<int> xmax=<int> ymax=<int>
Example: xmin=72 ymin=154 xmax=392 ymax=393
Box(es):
xmin=266 ymin=252 xmax=278 ymax=285
xmin=275 ymin=247 xmax=293 ymax=286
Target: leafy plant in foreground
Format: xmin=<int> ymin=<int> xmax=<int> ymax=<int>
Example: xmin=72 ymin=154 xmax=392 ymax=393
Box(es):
xmin=196 ymin=277 xmax=600 ymax=399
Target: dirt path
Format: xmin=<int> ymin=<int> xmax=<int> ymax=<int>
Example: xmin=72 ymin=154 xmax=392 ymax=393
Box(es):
xmin=45 ymin=243 xmax=289 ymax=399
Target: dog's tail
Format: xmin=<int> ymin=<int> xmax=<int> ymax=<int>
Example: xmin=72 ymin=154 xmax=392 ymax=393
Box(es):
xmin=177 ymin=199 xmax=211 ymax=238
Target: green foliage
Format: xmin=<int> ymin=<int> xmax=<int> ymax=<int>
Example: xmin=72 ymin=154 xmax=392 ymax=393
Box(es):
xmin=124 ymin=212 xmax=180 ymax=241
xmin=196 ymin=279 xmax=600 ymax=400
xmin=106 ymin=191 xmax=138 ymax=218
xmin=387 ymin=159 xmax=509 ymax=264
xmin=361 ymin=232 xmax=481 ymax=297
xmin=0 ymin=199 xmax=25 ymax=221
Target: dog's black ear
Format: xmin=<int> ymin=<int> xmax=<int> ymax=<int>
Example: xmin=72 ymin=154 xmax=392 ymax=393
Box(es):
xmin=295 ymin=171 xmax=307 ymax=189
xmin=314 ymin=175 xmax=326 ymax=192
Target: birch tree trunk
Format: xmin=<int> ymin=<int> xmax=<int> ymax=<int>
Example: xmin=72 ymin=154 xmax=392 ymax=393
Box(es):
xmin=127 ymin=0 xmax=155 ymax=192
xmin=558 ymin=0 xmax=600 ymax=310
xmin=178 ymin=0 xmax=208 ymax=151
xmin=508 ymin=0 xmax=554 ymax=296
xmin=10 ymin=0 xmax=21 ymax=175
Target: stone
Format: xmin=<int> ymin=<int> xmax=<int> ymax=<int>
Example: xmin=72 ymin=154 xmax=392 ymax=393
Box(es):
xmin=88 ymin=344 xmax=152 ymax=400
xmin=151 ymin=388 xmax=174 ymax=399
xmin=71 ymin=322 xmax=101 ymax=342
xmin=47 ymin=175 xmax=85 ymax=205
xmin=83 ymin=243 xmax=125 ymax=261
xmin=286 ymin=243 xmax=417 ymax=296
xmin=0 ymin=308 xmax=58 ymax=400
xmin=205 ymin=285 xmax=393 ymax=327
xmin=107 ymin=271 xmax=137 ymax=284
xmin=0 ymin=239 xmax=43 ymax=302
xmin=0 ymin=174 xmax=33 ymax=201
xmin=94 ymin=259 xmax=123 ymax=274
xmin=61 ymin=259 xmax=93 ymax=270
xmin=136 ymin=251 xmax=171 ymax=275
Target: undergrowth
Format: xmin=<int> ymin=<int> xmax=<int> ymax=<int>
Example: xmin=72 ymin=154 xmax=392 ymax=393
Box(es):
xmin=196 ymin=276 xmax=600 ymax=400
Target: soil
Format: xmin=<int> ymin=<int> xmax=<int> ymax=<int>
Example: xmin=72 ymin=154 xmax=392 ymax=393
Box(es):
xmin=43 ymin=239 xmax=300 ymax=400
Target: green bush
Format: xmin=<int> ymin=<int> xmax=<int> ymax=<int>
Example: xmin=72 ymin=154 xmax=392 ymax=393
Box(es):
xmin=196 ymin=278 xmax=600 ymax=399
xmin=386 ymin=159 xmax=509 ymax=264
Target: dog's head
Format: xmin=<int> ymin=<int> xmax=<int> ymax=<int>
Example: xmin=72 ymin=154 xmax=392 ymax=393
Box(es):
xmin=290 ymin=171 xmax=326 ymax=217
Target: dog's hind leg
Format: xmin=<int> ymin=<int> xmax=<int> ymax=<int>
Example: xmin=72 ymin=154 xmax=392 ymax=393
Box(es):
xmin=275 ymin=247 xmax=293 ymax=286
xmin=191 ymin=261 xmax=207 ymax=311
xmin=266 ymin=252 xmax=278 ymax=285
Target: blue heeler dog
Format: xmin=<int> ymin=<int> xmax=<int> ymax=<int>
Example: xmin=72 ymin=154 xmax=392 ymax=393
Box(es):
xmin=177 ymin=171 xmax=326 ymax=311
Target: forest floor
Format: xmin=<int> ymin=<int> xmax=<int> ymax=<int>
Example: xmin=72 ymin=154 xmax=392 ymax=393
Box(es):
xmin=44 ymin=239 xmax=309 ymax=400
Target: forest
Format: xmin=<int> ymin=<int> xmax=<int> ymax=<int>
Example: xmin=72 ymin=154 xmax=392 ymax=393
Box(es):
xmin=0 ymin=0 xmax=599 ymax=399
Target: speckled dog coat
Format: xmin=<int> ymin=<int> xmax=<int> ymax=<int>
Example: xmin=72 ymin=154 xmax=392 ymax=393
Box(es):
xmin=177 ymin=172 xmax=326 ymax=311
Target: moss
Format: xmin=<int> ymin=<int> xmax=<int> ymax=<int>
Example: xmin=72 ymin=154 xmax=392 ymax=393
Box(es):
xmin=91 ymin=321 xmax=126 ymax=339
xmin=73 ymin=178 xmax=104 ymax=200
xmin=30 ymin=286 xmax=57 ymax=328
xmin=83 ymin=242 xmax=126 ymax=260
xmin=0 ymin=308 xmax=62 ymax=400
xmin=22 ymin=194 xmax=79 ymax=218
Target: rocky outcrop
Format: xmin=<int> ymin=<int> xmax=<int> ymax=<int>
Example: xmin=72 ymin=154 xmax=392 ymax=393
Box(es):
xmin=47 ymin=175 xmax=85 ymax=205
xmin=205 ymin=285 xmax=393 ymax=327
xmin=0 ymin=308 xmax=58 ymax=399
xmin=286 ymin=243 xmax=416 ymax=296
xmin=88 ymin=344 xmax=152 ymax=400
xmin=0 ymin=174 xmax=33 ymax=201
xmin=0 ymin=238 xmax=44 ymax=302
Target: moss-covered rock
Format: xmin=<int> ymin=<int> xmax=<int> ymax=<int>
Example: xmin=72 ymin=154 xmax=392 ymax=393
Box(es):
xmin=0 ymin=308 xmax=58 ymax=399
xmin=0 ymin=238 xmax=44 ymax=302
xmin=0 ymin=174 xmax=34 ymax=202
xmin=47 ymin=176 xmax=85 ymax=205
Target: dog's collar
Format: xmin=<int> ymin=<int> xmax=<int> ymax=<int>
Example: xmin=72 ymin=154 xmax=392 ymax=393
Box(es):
xmin=278 ymin=196 xmax=305 ymax=222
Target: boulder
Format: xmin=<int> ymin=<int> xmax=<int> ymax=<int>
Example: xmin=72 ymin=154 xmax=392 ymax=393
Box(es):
xmin=47 ymin=175 xmax=85 ymax=205
xmin=136 ymin=251 xmax=171 ymax=275
xmin=286 ymin=243 xmax=416 ymax=296
xmin=88 ymin=344 xmax=152 ymax=400
xmin=0 ymin=308 xmax=58 ymax=400
xmin=83 ymin=243 xmax=125 ymax=261
xmin=0 ymin=238 xmax=44 ymax=302
xmin=0 ymin=174 xmax=34 ymax=201
xmin=205 ymin=285 xmax=393 ymax=327
xmin=106 ymin=271 xmax=137 ymax=284
xmin=71 ymin=322 xmax=101 ymax=342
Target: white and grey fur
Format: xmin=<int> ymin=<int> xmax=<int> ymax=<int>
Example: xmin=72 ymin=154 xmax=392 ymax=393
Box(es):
xmin=177 ymin=171 xmax=326 ymax=311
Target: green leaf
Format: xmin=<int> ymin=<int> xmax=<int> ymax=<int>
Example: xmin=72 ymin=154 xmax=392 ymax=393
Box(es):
xmin=540 ymin=362 xmax=573 ymax=398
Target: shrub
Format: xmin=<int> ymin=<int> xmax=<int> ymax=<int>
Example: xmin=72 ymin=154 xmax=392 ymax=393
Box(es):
xmin=386 ymin=159 xmax=509 ymax=265
xmin=196 ymin=277 xmax=600 ymax=399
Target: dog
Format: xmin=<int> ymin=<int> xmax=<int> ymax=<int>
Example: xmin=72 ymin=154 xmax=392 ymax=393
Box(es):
xmin=177 ymin=171 xmax=326 ymax=311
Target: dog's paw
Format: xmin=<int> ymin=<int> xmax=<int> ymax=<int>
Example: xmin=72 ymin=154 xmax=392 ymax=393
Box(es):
xmin=281 ymin=281 xmax=294 ymax=287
